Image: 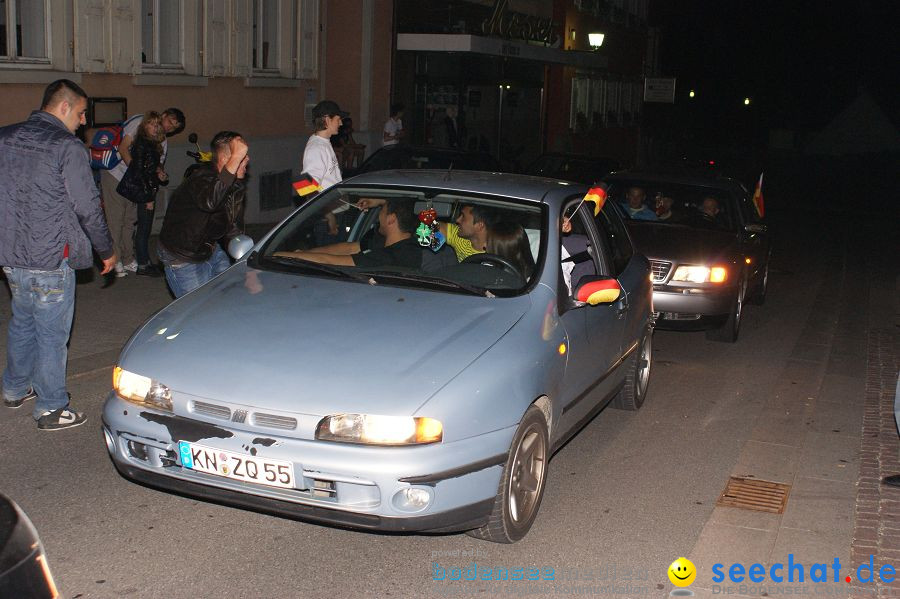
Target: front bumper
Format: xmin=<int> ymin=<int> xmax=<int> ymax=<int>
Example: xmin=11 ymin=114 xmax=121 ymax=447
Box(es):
xmin=651 ymin=284 xmax=735 ymax=328
xmin=102 ymin=393 xmax=511 ymax=533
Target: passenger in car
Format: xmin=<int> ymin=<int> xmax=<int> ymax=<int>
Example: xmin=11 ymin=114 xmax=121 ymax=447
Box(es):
xmin=560 ymin=216 xmax=596 ymax=294
xmin=357 ymin=199 xmax=495 ymax=262
xmin=274 ymin=199 xmax=421 ymax=269
xmin=620 ymin=186 xmax=658 ymax=221
xmin=698 ymin=196 xmax=728 ymax=229
xmin=486 ymin=222 xmax=535 ymax=280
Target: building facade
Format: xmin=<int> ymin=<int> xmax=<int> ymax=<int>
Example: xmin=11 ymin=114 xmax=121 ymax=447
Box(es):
xmin=392 ymin=0 xmax=654 ymax=171
xmin=0 ymin=0 xmax=393 ymax=224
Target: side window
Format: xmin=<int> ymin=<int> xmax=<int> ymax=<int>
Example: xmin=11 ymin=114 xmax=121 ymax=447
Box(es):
xmin=739 ymin=192 xmax=761 ymax=224
xmin=560 ymin=202 xmax=600 ymax=296
xmin=595 ymin=202 xmax=633 ymax=276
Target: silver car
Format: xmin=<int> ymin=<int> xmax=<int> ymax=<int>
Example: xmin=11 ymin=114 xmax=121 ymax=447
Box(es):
xmin=102 ymin=170 xmax=653 ymax=543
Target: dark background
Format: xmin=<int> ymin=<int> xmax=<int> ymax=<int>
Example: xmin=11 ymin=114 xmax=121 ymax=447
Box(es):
xmin=644 ymin=0 xmax=899 ymax=216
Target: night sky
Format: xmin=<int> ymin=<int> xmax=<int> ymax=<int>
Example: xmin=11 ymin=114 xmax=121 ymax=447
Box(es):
xmin=650 ymin=0 xmax=898 ymax=134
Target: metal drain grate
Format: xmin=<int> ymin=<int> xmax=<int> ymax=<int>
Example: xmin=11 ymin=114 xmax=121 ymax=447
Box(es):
xmin=716 ymin=477 xmax=791 ymax=514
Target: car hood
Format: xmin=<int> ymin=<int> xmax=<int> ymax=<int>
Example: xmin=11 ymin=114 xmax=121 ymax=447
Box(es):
xmin=626 ymin=222 xmax=738 ymax=264
xmin=120 ymin=263 xmax=530 ymax=416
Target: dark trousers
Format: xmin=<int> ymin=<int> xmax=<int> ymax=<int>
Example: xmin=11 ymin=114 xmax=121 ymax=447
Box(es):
xmin=134 ymin=202 xmax=155 ymax=266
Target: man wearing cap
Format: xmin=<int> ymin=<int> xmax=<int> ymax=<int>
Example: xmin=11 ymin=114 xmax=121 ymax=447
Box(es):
xmin=302 ymin=100 xmax=349 ymax=237
xmin=303 ymin=100 xmax=348 ymax=192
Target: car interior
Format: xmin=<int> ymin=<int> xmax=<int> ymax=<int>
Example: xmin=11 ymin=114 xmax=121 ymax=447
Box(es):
xmin=260 ymin=189 xmax=545 ymax=294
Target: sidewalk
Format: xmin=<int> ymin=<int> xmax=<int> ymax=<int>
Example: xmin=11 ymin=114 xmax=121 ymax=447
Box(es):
xmin=686 ymin=221 xmax=899 ymax=599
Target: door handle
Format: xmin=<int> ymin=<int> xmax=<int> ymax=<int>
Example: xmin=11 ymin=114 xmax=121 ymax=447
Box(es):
xmin=617 ymin=292 xmax=629 ymax=318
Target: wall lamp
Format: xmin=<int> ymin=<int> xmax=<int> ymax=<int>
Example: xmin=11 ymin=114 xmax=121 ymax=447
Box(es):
xmin=589 ymin=33 xmax=605 ymax=49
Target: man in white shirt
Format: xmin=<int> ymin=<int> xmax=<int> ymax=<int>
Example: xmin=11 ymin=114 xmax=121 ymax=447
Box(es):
xmin=383 ymin=103 xmax=404 ymax=147
xmin=302 ymin=100 xmax=349 ymax=237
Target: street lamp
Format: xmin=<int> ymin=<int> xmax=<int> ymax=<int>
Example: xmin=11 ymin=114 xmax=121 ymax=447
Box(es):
xmin=689 ymin=90 xmax=695 ymax=98
xmin=744 ymin=97 xmax=751 ymax=106
xmin=589 ymin=33 xmax=605 ymax=49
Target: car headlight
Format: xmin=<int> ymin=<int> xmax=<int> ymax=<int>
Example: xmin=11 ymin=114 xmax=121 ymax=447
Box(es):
xmin=316 ymin=414 xmax=443 ymax=445
xmin=671 ymin=265 xmax=728 ymax=284
xmin=113 ymin=366 xmax=173 ymax=412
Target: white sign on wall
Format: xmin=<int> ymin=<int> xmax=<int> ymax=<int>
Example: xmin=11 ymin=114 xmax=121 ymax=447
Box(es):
xmin=644 ymin=78 xmax=676 ymax=103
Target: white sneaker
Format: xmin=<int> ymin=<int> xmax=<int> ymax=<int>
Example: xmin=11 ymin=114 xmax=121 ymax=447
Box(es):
xmin=114 ymin=261 xmax=127 ymax=278
xmin=123 ymin=260 xmax=138 ymax=273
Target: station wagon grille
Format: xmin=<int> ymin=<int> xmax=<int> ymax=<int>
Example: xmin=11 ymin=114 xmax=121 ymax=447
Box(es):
xmin=192 ymin=400 xmax=231 ymax=420
xmin=649 ymin=260 xmax=672 ymax=283
xmin=252 ymin=413 xmax=298 ymax=430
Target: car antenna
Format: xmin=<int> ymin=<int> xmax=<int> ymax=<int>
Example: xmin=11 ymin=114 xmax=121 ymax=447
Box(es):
xmin=443 ymin=163 xmax=454 ymax=181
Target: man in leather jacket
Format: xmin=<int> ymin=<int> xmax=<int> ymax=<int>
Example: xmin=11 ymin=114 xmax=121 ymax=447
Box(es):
xmin=157 ymin=131 xmax=248 ymax=298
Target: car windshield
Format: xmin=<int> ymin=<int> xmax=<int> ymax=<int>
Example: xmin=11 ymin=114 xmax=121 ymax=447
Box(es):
xmin=256 ymin=186 xmax=544 ymax=296
xmin=607 ymin=180 xmax=737 ymax=231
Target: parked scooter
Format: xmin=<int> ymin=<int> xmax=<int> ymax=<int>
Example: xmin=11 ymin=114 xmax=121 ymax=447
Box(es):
xmin=183 ymin=132 xmax=212 ymax=180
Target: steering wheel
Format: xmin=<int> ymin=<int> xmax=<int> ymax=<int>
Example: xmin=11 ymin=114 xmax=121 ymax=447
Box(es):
xmin=462 ymin=252 xmax=522 ymax=280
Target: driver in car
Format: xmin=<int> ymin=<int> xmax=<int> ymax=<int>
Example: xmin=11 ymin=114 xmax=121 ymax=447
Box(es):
xmin=274 ymin=199 xmax=421 ymax=269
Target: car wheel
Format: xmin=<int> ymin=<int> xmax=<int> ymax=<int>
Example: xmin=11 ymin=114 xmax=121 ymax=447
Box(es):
xmin=613 ymin=327 xmax=652 ymax=410
xmin=466 ymin=405 xmax=549 ymax=543
xmin=706 ymin=277 xmax=745 ymax=342
xmin=748 ymin=261 xmax=768 ymax=306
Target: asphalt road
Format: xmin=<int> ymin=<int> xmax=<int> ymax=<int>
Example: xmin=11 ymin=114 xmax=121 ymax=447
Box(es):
xmin=0 ymin=214 xmax=887 ymax=599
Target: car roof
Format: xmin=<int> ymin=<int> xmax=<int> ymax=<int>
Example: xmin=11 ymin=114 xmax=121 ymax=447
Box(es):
xmin=340 ymin=169 xmax=587 ymax=205
xmin=604 ymin=170 xmax=747 ymax=195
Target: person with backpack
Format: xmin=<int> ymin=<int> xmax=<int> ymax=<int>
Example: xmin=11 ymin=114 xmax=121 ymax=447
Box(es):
xmin=99 ymin=107 xmax=185 ymax=277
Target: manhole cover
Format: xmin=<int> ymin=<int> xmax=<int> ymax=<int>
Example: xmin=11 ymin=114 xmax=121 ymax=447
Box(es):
xmin=716 ymin=477 xmax=791 ymax=514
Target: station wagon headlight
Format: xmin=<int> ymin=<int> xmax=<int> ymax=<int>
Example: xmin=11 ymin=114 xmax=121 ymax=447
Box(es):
xmin=113 ymin=366 xmax=173 ymax=412
xmin=671 ymin=265 xmax=728 ymax=284
xmin=316 ymin=414 xmax=443 ymax=445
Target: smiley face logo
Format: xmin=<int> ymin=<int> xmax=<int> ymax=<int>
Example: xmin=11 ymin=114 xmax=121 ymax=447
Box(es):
xmin=668 ymin=557 xmax=696 ymax=587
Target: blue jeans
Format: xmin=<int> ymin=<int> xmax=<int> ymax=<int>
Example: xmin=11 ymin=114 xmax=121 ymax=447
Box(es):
xmin=2 ymin=260 xmax=75 ymax=419
xmin=157 ymin=243 xmax=231 ymax=298
xmin=134 ymin=202 xmax=155 ymax=266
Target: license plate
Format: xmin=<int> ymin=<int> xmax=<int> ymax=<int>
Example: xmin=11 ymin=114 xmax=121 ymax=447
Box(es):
xmin=178 ymin=441 xmax=295 ymax=489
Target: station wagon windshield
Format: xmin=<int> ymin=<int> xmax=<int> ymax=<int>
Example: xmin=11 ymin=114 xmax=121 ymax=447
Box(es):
xmin=607 ymin=180 xmax=738 ymax=231
xmin=257 ymin=186 xmax=544 ymax=296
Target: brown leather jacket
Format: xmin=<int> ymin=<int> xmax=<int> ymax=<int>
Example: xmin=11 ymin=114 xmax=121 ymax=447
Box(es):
xmin=159 ymin=164 xmax=246 ymax=263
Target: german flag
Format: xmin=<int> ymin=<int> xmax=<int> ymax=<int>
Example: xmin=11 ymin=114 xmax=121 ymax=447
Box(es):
xmin=583 ymin=184 xmax=608 ymax=216
xmin=751 ymin=172 xmax=764 ymax=218
xmin=293 ymin=174 xmax=320 ymax=197
xmin=576 ymin=278 xmax=621 ymax=305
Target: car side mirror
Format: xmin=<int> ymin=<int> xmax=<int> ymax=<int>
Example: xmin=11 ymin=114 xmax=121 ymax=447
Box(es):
xmin=227 ymin=235 xmax=255 ymax=261
xmin=574 ymin=276 xmax=622 ymax=305
xmin=0 ymin=493 xmax=58 ymax=596
xmin=744 ymin=223 xmax=766 ymax=234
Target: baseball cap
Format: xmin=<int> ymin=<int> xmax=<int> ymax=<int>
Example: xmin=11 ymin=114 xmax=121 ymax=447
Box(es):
xmin=312 ymin=100 xmax=349 ymax=120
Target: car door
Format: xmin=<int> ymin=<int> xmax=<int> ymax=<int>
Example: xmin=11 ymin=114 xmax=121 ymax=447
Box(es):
xmin=557 ymin=202 xmax=627 ymax=432
xmin=735 ymin=189 xmax=770 ymax=284
xmin=595 ymin=200 xmax=651 ymax=348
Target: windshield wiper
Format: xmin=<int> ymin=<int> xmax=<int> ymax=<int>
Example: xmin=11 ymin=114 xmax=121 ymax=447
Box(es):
xmin=265 ymin=255 xmax=374 ymax=283
xmin=356 ymin=270 xmax=494 ymax=297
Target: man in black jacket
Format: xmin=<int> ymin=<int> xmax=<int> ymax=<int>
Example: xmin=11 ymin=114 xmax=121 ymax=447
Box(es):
xmin=157 ymin=131 xmax=248 ymax=298
xmin=0 ymin=79 xmax=117 ymax=430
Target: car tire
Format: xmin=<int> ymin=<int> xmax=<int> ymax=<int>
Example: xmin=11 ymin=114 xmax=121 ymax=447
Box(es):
xmin=612 ymin=327 xmax=652 ymax=411
xmin=747 ymin=262 xmax=768 ymax=306
xmin=706 ymin=277 xmax=745 ymax=342
xmin=466 ymin=405 xmax=549 ymax=543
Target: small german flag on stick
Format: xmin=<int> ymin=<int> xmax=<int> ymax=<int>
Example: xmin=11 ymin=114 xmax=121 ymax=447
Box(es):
xmin=293 ymin=173 xmax=320 ymax=198
xmin=569 ymin=183 xmax=608 ymax=218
